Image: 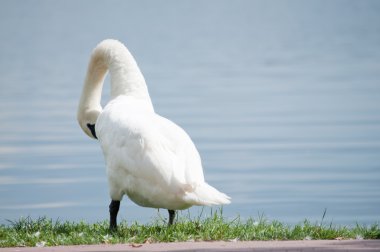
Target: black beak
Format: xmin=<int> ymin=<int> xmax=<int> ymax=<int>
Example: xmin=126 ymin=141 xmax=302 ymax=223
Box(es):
xmin=87 ymin=123 xmax=98 ymax=139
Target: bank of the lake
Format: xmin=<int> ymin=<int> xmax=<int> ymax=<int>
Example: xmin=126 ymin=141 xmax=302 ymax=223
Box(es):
xmin=1 ymin=212 xmax=379 ymax=248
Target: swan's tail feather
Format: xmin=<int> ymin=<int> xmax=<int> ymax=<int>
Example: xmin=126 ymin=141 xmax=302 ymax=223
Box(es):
xmin=182 ymin=183 xmax=231 ymax=206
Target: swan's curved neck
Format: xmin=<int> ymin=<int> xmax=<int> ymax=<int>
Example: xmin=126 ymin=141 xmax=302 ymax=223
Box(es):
xmin=77 ymin=39 xmax=153 ymax=138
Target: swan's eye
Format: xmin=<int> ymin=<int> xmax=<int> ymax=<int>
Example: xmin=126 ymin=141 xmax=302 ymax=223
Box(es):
xmin=87 ymin=123 xmax=97 ymax=139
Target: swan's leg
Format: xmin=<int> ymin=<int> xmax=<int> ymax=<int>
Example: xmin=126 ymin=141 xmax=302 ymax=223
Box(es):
xmin=109 ymin=200 xmax=120 ymax=231
xmin=168 ymin=209 xmax=176 ymax=226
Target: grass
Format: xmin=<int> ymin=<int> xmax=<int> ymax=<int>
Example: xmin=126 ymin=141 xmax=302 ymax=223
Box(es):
xmin=0 ymin=209 xmax=379 ymax=247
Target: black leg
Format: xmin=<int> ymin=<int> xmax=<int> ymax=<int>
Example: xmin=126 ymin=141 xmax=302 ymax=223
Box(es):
xmin=168 ymin=209 xmax=176 ymax=226
xmin=109 ymin=200 xmax=120 ymax=231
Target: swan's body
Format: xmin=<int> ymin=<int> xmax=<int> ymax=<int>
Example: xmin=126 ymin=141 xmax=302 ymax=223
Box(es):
xmin=77 ymin=39 xmax=230 ymax=228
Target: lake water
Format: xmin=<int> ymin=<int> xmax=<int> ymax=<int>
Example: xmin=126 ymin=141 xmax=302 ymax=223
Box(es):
xmin=1 ymin=0 xmax=379 ymax=225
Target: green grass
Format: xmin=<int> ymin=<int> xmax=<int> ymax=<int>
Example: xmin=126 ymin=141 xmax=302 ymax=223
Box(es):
xmin=0 ymin=209 xmax=379 ymax=247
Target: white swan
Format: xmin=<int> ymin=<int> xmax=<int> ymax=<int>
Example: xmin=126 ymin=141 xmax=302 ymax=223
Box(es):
xmin=77 ymin=39 xmax=231 ymax=229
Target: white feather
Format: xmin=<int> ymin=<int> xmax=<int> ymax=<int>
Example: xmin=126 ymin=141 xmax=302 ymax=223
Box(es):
xmin=78 ymin=39 xmax=231 ymax=211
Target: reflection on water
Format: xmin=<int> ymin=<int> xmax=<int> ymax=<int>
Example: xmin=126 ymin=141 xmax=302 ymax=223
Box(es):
xmin=0 ymin=0 xmax=379 ymax=225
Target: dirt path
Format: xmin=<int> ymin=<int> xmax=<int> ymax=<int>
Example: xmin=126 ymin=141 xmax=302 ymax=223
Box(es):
xmin=1 ymin=240 xmax=379 ymax=252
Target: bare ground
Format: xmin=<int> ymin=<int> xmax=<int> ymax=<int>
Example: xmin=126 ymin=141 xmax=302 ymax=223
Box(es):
xmin=1 ymin=240 xmax=380 ymax=252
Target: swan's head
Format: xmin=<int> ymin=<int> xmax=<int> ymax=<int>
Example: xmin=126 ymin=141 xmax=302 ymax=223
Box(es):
xmin=77 ymin=107 xmax=101 ymax=139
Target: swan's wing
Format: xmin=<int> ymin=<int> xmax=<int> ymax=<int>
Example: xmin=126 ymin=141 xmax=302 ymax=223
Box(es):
xmin=152 ymin=114 xmax=205 ymax=185
xmin=96 ymin=108 xmax=205 ymax=189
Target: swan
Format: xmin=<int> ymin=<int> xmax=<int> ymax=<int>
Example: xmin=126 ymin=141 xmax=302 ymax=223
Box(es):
xmin=77 ymin=39 xmax=231 ymax=230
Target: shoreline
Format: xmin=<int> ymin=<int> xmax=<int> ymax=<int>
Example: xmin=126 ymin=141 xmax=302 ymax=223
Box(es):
xmin=1 ymin=215 xmax=379 ymax=248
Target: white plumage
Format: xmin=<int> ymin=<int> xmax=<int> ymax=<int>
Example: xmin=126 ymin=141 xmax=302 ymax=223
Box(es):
xmin=77 ymin=39 xmax=230 ymax=227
